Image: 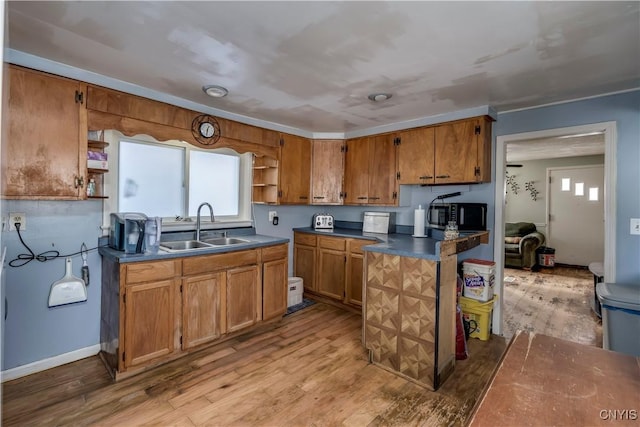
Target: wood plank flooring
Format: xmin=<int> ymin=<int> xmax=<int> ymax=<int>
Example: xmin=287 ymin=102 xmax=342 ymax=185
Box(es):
xmin=2 ymin=303 xmax=506 ymax=426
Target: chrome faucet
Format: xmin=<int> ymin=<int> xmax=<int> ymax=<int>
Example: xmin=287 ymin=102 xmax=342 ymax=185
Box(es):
xmin=196 ymin=202 xmax=214 ymax=241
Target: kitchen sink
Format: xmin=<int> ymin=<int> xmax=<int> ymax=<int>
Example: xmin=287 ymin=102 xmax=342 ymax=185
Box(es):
xmin=159 ymin=240 xmax=214 ymax=252
xmin=159 ymin=237 xmax=251 ymax=252
xmin=201 ymin=237 xmax=250 ymax=246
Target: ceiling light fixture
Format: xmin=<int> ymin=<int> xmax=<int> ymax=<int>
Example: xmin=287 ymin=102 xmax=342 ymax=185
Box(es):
xmin=368 ymin=93 xmax=392 ymax=102
xmin=202 ymin=85 xmax=228 ymax=98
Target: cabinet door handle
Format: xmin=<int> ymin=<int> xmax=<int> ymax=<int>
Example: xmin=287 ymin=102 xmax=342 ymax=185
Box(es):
xmin=313 ymin=196 xmax=325 ymax=199
xmin=357 ymin=197 xmax=368 ymax=200
xmin=368 ymin=197 xmax=380 ymax=200
xmin=74 ymin=176 xmax=85 ymax=188
xmin=299 ymin=196 xmax=308 ymax=200
xmin=436 ymin=175 xmax=450 ymax=179
xmin=419 ymin=176 xmax=433 ymax=180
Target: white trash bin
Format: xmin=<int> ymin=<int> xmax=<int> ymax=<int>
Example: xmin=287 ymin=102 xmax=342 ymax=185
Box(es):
xmin=288 ymin=277 xmax=304 ymax=307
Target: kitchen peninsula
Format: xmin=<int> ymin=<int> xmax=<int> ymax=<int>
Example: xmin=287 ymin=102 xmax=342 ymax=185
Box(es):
xmin=293 ymin=226 xmax=489 ymax=390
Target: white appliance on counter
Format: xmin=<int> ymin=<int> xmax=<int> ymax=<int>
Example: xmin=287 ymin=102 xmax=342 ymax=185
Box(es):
xmin=363 ymin=212 xmax=396 ymax=234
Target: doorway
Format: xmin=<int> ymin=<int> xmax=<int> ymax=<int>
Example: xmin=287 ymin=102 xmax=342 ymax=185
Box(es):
xmin=493 ymin=122 xmax=617 ymax=337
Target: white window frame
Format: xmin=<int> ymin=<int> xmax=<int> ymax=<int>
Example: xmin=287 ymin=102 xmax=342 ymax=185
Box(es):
xmin=101 ymin=130 xmax=253 ymax=234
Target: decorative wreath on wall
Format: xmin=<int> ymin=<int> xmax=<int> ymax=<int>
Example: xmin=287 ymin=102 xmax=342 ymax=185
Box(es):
xmin=191 ymin=114 xmax=222 ymax=145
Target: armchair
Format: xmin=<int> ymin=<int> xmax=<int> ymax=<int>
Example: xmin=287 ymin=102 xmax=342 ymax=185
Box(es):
xmin=504 ymin=222 xmax=545 ymax=270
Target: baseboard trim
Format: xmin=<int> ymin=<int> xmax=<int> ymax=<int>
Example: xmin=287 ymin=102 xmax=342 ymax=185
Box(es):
xmin=1 ymin=344 xmax=101 ymax=382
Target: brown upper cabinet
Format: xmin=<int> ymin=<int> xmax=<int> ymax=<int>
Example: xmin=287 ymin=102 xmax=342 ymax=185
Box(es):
xmin=278 ymin=134 xmax=311 ymax=204
xmin=3 ymin=65 xmax=88 ymax=199
xmin=433 ymin=116 xmax=492 ymax=184
xmin=310 ymin=139 xmax=344 ymax=205
xmin=396 ymin=127 xmax=436 ymax=185
xmin=396 ymin=116 xmax=493 ymax=185
xmin=343 ymin=134 xmax=397 ymax=205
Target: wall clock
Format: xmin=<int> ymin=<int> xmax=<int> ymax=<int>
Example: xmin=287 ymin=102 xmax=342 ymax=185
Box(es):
xmin=191 ymin=114 xmax=221 ymax=145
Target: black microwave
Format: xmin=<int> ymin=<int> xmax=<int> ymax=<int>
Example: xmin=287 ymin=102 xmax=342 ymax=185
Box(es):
xmin=427 ymin=202 xmax=487 ymax=231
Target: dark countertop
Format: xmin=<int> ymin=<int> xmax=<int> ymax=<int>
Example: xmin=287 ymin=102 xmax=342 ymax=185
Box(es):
xmin=99 ymin=232 xmax=289 ymax=263
xmin=293 ymin=227 xmax=474 ymax=261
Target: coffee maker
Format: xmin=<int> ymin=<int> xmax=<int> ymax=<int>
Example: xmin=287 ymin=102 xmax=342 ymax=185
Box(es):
xmin=109 ymin=213 xmax=148 ymax=254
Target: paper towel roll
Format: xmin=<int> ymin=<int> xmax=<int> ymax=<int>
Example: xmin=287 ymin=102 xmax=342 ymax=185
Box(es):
xmin=413 ymin=205 xmax=425 ymax=237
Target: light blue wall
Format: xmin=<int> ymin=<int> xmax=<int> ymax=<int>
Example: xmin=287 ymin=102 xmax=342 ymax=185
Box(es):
xmin=2 ymin=200 xmax=103 ymax=370
xmin=496 ymin=90 xmax=640 ymax=283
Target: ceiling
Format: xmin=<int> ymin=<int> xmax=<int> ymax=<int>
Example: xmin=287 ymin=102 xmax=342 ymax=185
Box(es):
xmin=506 ymin=133 xmax=605 ymax=162
xmin=6 ymin=1 xmax=640 ymax=135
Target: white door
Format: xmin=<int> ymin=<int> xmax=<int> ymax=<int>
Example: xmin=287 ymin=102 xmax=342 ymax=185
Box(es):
xmin=547 ymin=165 xmax=604 ymax=266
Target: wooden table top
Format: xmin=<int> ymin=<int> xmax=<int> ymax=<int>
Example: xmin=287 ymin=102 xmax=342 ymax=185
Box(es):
xmin=467 ymin=331 xmax=640 ymax=426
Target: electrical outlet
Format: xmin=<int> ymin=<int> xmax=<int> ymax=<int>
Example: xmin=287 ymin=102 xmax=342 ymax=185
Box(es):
xmin=269 ymin=211 xmax=277 ymax=222
xmin=631 ymin=218 xmax=640 ymax=235
xmin=8 ymin=212 xmax=26 ymax=231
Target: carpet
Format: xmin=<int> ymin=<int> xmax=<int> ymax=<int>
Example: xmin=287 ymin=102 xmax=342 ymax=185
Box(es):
xmin=502 ymin=266 xmax=602 ymax=347
xmin=285 ymin=298 xmax=316 ymax=316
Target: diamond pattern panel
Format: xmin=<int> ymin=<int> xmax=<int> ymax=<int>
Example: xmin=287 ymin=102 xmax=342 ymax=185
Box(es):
xmin=382 ymin=254 xmax=401 ymax=290
xmin=401 ymin=257 xmax=437 ymax=297
xmin=399 ymin=336 xmax=435 ymax=384
xmin=365 ymin=286 xmax=399 ymax=331
xmin=367 ymin=252 xmax=384 ymax=288
xmin=365 ymin=253 xmax=442 ymax=390
xmin=400 ymin=294 xmax=436 ymax=343
xmin=366 ymin=324 xmax=399 ymax=371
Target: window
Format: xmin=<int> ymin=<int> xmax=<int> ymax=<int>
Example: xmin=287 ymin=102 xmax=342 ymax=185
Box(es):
xmin=104 ymin=131 xmax=252 ymax=231
xmin=575 ymin=182 xmax=584 ymax=196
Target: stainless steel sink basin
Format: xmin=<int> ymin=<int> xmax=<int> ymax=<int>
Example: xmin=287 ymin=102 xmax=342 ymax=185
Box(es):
xmin=160 ymin=240 xmax=214 ymax=252
xmin=201 ymin=237 xmax=250 ymax=246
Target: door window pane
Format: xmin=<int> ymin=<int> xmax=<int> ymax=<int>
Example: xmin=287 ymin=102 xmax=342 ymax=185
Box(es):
xmin=589 ymin=187 xmax=599 ymax=201
xmin=189 ymin=150 xmax=240 ymax=216
xmin=119 ymin=141 xmax=184 ymax=217
xmin=561 ymin=178 xmax=571 ymax=191
xmin=575 ymin=182 xmax=584 ymax=196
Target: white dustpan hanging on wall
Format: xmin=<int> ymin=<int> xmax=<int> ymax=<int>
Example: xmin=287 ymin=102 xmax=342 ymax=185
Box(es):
xmin=48 ymin=257 xmax=87 ymax=307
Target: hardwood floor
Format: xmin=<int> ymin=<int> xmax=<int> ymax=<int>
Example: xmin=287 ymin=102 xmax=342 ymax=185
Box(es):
xmin=2 ymin=303 xmax=506 ymax=426
xmin=502 ymin=266 xmax=602 ymax=346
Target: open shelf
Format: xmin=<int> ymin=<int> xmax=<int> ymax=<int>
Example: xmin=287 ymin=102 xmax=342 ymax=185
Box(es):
xmin=252 ymin=155 xmax=279 ymax=204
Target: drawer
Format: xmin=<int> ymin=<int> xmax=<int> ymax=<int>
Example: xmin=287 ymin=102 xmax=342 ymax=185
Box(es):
xmin=183 ymin=249 xmax=259 ymax=276
xmin=261 ymin=243 xmax=288 ymax=262
xmin=348 ymin=238 xmax=371 ymax=255
xmin=125 ymin=260 xmax=181 ymax=284
xmin=318 ymin=236 xmax=345 ymax=251
xmin=294 ymin=232 xmax=317 ymax=247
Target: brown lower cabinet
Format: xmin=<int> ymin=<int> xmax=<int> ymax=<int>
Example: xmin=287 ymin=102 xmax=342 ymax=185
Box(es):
xmin=100 ymin=243 xmax=288 ymax=379
xmin=294 ymin=231 xmax=370 ymax=308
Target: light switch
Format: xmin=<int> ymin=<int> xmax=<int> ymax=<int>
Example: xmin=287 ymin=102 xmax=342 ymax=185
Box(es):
xmin=631 ymin=218 xmax=640 ymax=235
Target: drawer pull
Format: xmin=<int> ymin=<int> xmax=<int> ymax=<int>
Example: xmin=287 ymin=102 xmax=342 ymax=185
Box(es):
xmin=436 ymin=175 xmax=450 ymax=179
